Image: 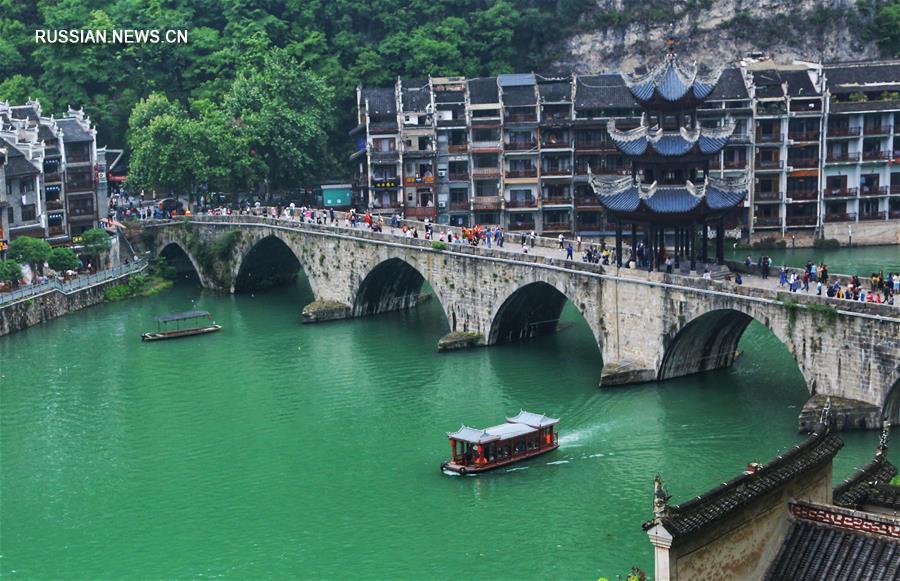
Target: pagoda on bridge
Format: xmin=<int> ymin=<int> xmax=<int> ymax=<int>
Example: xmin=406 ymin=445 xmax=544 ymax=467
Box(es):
xmin=590 ymin=40 xmax=749 ymax=269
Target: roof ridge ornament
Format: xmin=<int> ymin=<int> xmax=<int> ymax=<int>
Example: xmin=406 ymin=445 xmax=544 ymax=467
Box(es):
xmin=820 ymin=396 xmax=832 ymax=426
xmin=653 ymin=474 xmax=671 ymax=519
xmin=875 ymin=421 xmax=890 ymax=458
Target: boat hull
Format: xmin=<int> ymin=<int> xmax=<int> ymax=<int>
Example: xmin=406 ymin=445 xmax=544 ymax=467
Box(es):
xmin=441 ymin=443 xmax=558 ymax=475
xmin=141 ymin=324 xmax=222 ymax=341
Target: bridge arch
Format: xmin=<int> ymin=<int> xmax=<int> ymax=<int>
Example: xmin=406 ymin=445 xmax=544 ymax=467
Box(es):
xmin=487 ymin=279 xmax=602 ymax=350
xmin=352 ymin=257 xmax=448 ymax=324
xmin=158 ymin=240 xmax=205 ymax=285
xmin=884 ymin=379 xmax=900 ymax=423
xmin=658 ymin=307 xmax=809 ymax=391
xmin=233 ymin=234 xmax=305 ymax=293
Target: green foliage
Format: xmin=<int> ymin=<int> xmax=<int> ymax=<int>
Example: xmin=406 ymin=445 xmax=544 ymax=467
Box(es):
xmin=149 ymin=256 xmax=177 ymax=280
xmin=214 ymin=230 xmax=242 ymax=260
xmin=104 ymin=273 xmax=172 ymax=301
xmin=81 ymin=228 xmax=112 ymax=259
xmin=431 ymin=241 xmax=448 ymax=250
xmin=0 ymin=259 xmax=23 ymax=284
xmin=879 ymin=91 xmax=900 ymax=100
xmin=807 ymin=303 xmax=839 ymax=332
xmin=848 ymin=91 xmax=869 ymax=103
xmin=781 ymin=296 xmax=800 ymax=336
xmin=47 ymin=247 xmax=81 ymax=272
xmin=8 ymin=236 xmax=51 ymax=270
xmin=813 ymin=238 xmax=841 ymax=249
xmin=876 ymin=0 xmax=900 ymax=57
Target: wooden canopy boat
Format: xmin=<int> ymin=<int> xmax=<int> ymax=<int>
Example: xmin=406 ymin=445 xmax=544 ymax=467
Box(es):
xmin=142 ymin=310 xmax=221 ymax=341
xmin=441 ymin=410 xmax=559 ymax=475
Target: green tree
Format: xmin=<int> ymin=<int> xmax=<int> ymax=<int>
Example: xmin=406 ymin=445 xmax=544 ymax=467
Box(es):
xmin=8 ymin=236 xmax=51 ymax=274
xmin=877 ymin=1 xmax=900 ymax=57
xmin=47 ymin=246 xmax=81 ymax=272
xmin=80 ymin=228 xmax=111 ymax=268
xmin=127 ymin=113 xmax=207 ymax=199
xmin=0 ymin=259 xmax=23 ymax=285
xmin=226 ymin=50 xmax=336 ymax=191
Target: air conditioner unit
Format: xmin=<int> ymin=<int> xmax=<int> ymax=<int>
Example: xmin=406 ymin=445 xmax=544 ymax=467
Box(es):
xmin=438 ymin=201 xmax=447 ymax=209
xmin=437 ymin=169 xmax=447 ymax=177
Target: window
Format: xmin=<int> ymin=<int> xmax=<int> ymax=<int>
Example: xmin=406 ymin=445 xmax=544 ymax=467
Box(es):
xmin=68 ymin=196 xmax=95 ymax=216
xmin=21 ymin=204 xmax=36 ymax=221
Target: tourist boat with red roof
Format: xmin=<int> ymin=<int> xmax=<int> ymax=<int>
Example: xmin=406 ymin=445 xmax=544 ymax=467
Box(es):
xmin=441 ymin=410 xmax=559 ymax=474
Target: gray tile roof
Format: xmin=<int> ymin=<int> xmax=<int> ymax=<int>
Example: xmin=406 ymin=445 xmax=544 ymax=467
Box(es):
xmin=468 ymin=77 xmax=499 ymax=104
xmin=363 ymin=87 xmax=396 ymax=116
xmin=575 ymin=74 xmax=638 ymax=109
xmin=764 ymin=508 xmax=900 ymax=580
xmin=644 ymin=423 xmax=843 ymax=539
xmin=4 ymin=153 xmax=40 ymax=176
xmin=538 ymin=80 xmax=572 ymax=103
xmin=825 ymin=61 xmax=900 ymax=94
xmin=708 ymin=68 xmax=749 ymax=101
xmin=401 ymin=81 xmax=431 ymax=112
xmin=502 ymin=85 xmax=537 ymax=107
xmin=752 ymin=69 xmax=819 ymax=98
xmin=10 ymin=105 xmax=39 ymax=122
xmin=498 ymin=73 xmax=535 ymax=87
xmin=57 ymin=117 xmax=93 ymax=142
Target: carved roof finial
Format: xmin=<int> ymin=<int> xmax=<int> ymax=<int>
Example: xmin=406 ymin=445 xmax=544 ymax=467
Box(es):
xmin=876 ymin=421 xmax=890 ymax=458
xmin=820 ymin=396 xmax=832 ymax=426
xmin=653 ymin=474 xmax=670 ymax=519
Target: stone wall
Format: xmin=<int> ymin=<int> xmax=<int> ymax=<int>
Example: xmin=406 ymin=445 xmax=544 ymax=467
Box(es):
xmin=0 ymin=273 xmax=141 ymax=337
xmin=748 ymin=220 xmax=900 ymax=248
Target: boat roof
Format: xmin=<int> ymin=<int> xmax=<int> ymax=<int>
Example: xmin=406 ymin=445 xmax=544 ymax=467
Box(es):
xmin=449 ymin=422 xmax=537 ymax=444
xmin=155 ymin=310 xmax=212 ymax=322
xmin=506 ymin=410 xmax=560 ymax=428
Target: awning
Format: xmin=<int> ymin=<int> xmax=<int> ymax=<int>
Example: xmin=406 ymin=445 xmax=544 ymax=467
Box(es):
xmin=506 ymin=410 xmax=560 ymax=428
xmin=155 ymin=310 xmax=211 ymax=323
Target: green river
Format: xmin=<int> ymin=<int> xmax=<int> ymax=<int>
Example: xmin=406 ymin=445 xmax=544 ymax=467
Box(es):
xmin=1 ymin=246 xmax=897 ymax=579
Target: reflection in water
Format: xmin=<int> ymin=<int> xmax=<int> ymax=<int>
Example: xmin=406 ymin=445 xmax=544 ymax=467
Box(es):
xmin=0 ymin=276 xmax=884 ymax=579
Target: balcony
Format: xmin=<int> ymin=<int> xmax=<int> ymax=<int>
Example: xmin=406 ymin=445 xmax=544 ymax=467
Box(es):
xmin=861 ymin=150 xmax=891 ymax=161
xmin=448 ymin=200 xmax=470 ymax=211
xmin=755 ymin=191 xmax=783 ymax=201
xmin=825 ymin=152 xmax=860 ymax=163
xmin=507 ymin=221 xmax=536 ymax=231
xmin=755 ymin=159 xmax=783 ymax=170
xmin=824 ymin=187 xmax=858 ymax=198
xmin=472 ymin=196 xmax=502 ymax=210
xmin=827 ymin=126 xmax=861 ymax=137
xmin=825 ymin=212 xmax=856 ymax=222
xmin=891 ymin=209 xmax=900 ymax=219
xmin=575 ymin=140 xmax=616 ymax=151
xmin=65 ymin=177 xmax=95 ymax=192
xmin=505 ymin=168 xmax=538 ymax=179
xmin=542 ymin=221 xmax=572 ymax=232
xmin=860 ymin=186 xmax=889 ymax=197
xmin=756 ymin=133 xmax=783 ymax=143
xmin=66 ymin=152 xmax=91 ymax=163
xmin=864 ymin=125 xmax=893 ymax=135
xmin=46 ymin=200 xmax=64 ymax=211
xmin=542 ymin=197 xmax=572 ymax=206
xmin=471 ymin=167 xmax=501 ymax=179
xmin=447 ymin=144 xmax=468 ymax=153
xmin=787 ymin=190 xmax=817 ymax=201
xmin=437 ymin=117 xmax=466 ymax=127
xmin=723 ymin=159 xmax=748 ymax=169
xmin=541 ymin=168 xmax=573 ymax=177
xmin=44 ymin=171 xmax=62 ymax=183
xmin=859 ymin=211 xmax=887 ymax=221
xmin=729 ymin=133 xmax=751 ymax=143
xmin=448 ymin=172 xmax=469 ymax=182
xmin=788 ymin=158 xmax=818 ymax=168
xmin=470 ymin=141 xmax=502 ymax=151
xmin=506 ymin=198 xmax=538 ymax=208
xmin=505 ymin=113 xmax=538 ymax=123
xmin=788 ymin=130 xmax=820 ymax=141
xmin=505 ymin=141 xmax=538 ymax=151
xmin=785 ymin=215 xmax=817 ymax=226
xmin=755 ymin=216 xmax=782 ymax=227
xmin=892 ymin=185 xmax=900 ymax=195
xmin=404 ymin=206 xmax=438 ymax=220
xmin=575 ymin=196 xmax=601 ymax=207
xmin=541 ymin=140 xmax=574 ymax=150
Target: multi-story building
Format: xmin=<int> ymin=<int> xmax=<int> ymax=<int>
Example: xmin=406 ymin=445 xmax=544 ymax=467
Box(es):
xmin=0 ymin=101 xmax=105 ymax=245
xmin=0 ymin=145 xmax=7 ymax=255
xmin=353 ymin=58 xmax=900 ymax=242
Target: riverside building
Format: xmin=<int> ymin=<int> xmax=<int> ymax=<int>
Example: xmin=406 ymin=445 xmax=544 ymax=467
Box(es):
xmin=0 ymin=100 xmax=109 ymax=249
xmin=351 ymin=58 xmax=900 ymax=245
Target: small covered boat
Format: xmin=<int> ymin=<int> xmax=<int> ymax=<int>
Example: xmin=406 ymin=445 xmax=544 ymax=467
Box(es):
xmin=441 ymin=410 xmax=559 ymax=475
xmin=142 ymin=310 xmax=221 ymax=341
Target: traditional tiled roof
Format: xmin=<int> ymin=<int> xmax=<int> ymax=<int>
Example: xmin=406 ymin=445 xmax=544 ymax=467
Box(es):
xmin=764 ymin=502 xmax=900 ymax=581
xmin=506 ymin=410 xmax=559 ymax=428
xmin=752 ymin=69 xmax=819 ymax=98
xmin=10 ymin=104 xmax=40 ymax=121
xmin=607 ymin=117 xmax=735 ymax=157
xmin=401 ymin=81 xmax=431 ymax=112
xmin=538 ymin=80 xmax=572 ymax=103
xmin=468 ymin=77 xmax=499 ymax=104
xmin=363 ymin=87 xmax=396 ymax=116
xmin=707 ymin=68 xmax=749 ymax=101
xmin=498 ymin=73 xmax=535 ymax=87
xmin=643 ymin=423 xmax=843 ymax=538
xmin=834 ymin=424 xmax=898 ymax=511
xmin=824 ymin=60 xmax=900 ymax=94
xmin=591 ymin=176 xmax=747 ymax=216
xmin=502 ymin=85 xmax=537 ymax=107
xmin=624 ymin=53 xmax=721 ymax=103
xmin=57 ymin=117 xmax=93 ymax=142
xmin=574 ymin=74 xmax=638 ymax=110
xmin=3 ymin=153 xmax=40 ymax=176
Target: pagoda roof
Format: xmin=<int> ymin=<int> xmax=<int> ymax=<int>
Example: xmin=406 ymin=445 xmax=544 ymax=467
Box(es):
xmin=590 ymin=175 xmax=748 ymax=220
xmin=624 ymin=53 xmax=721 ymax=104
xmin=607 ymin=116 xmax=735 ymax=157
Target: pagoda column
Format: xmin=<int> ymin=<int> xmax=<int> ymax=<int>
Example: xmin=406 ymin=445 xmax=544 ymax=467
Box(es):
xmin=716 ymin=220 xmax=725 ymax=265
xmin=700 ymin=221 xmax=708 ymax=263
xmin=631 ymin=223 xmax=638 ymax=263
xmin=615 ymin=220 xmax=623 ymax=267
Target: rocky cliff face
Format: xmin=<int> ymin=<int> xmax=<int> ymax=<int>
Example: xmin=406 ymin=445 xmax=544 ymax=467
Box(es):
xmin=560 ymin=0 xmax=881 ymax=72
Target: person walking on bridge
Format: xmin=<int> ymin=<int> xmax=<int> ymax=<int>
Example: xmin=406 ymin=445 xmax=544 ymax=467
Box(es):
xmin=566 ymin=243 xmax=573 ymax=260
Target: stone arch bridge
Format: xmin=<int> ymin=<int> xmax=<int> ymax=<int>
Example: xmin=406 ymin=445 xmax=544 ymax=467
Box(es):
xmin=145 ymin=216 xmax=900 ymax=429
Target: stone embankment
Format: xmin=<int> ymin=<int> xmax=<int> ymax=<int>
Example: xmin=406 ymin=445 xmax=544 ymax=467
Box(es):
xmin=0 ymin=262 xmax=147 ymax=337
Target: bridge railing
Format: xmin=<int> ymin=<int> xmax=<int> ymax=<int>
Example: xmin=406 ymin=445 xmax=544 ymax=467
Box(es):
xmin=0 ymin=259 xmax=148 ymax=306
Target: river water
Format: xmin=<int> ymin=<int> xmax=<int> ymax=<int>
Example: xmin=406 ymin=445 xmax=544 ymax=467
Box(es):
xmin=0 ymin=250 xmax=893 ymax=579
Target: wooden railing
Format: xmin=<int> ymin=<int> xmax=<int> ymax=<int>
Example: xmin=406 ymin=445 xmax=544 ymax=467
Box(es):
xmin=788 ymin=158 xmax=818 ymax=168
xmin=788 ymin=130 xmax=819 ymax=141
xmin=860 ymin=186 xmax=889 ymax=196
xmin=471 ymin=167 xmax=501 ymax=178
xmin=786 ymin=190 xmax=817 ymax=200
xmin=724 ymin=159 xmax=748 ymax=169
xmin=754 ymin=191 xmax=782 ymax=201
xmin=448 ymin=172 xmax=469 ymax=181
xmin=505 ymin=199 xmax=538 ymax=208
xmin=542 ymin=197 xmax=572 ymax=205
xmin=824 ymin=213 xmax=856 ymax=222
xmin=862 ymin=150 xmax=891 ymax=161
xmin=864 ymin=125 xmax=893 ymax=135
xmin=542 ymin=221 xmax=572 ymax=231
xmin=826 ymin=152 xmax=860 ymax=163
xmin=472 ymin=196 xmax=502 ymax=210
xmin=447 ymin=144 xmax=468 ymax=153
xmin=824 ymin=187 xmax=858 ymax=198
xmin=785 ymin=215 xmax=817 ymax=226
xmin=859 ymin=211 xmax=887 ymax=221
xmin=755 ymin=216 xmax=782 ymax=226
xmin=541 ymin=168 xmax=573 ymax=176
xmin=826 ymin=126 xmax=860 ymax=137
xmin=505 ymin=168 xmax=537 ymax=178
xmin=755 ymin=159 xmax=783 ymax=169
xmin=448 ymin=201 xmax=470 ymax=211
xmin=504 ymin=141 xmax=537 ymax=151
